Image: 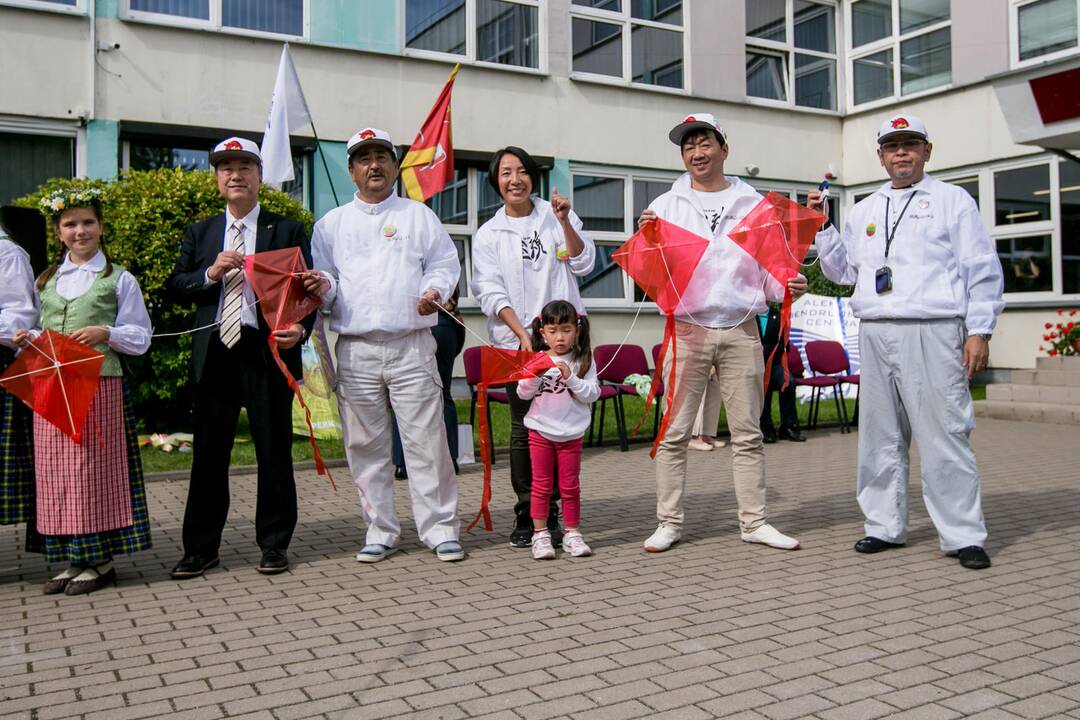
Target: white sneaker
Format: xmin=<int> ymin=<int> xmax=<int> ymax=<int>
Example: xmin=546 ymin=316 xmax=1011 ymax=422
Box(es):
xmin=532 ymin=531 xmax=556 ymax=560
xmin=741 ymin=523 xmax=800 ymax=550
xmin=563 ymin=531 xmax=592 ymax=557
xmin=643 ymin=524 xmax=681 ymax=553
xmin=688 ymin=437 xmax=713 ymax=452
xmin=711 ymin=437 xmax=727 ymax=448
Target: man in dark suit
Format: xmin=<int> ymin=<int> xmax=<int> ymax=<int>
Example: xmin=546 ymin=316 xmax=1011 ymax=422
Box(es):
xmin=166 ymin=137 xmax=315 ymax=578
xmin=758 ymin=305 xmax=806 ymax=443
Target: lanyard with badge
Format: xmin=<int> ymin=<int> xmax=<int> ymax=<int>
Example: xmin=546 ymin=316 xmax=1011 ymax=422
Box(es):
xmin=875 ymin=190 xmax=917 ymax=294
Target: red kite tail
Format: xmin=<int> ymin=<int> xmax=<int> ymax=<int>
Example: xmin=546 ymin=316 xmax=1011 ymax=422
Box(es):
xmin=649 ymin=315 xmax=678 ymax=459
xmin=762 ymin=289 xmax=794 ymax=396
xmin=465 ymin=383 xmax=494 ymax=532
xmin=267 ymin=337 xmax=336 ymax=491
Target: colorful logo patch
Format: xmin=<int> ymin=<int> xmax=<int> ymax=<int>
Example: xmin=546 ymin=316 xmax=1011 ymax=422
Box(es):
xmin=891 ymin=117 xmax=910 ymax=130
xmin=556 ymin=248 xmax=570 ymax=261
xmin=684 ymin=115 xmax=696 ymax=122
xmin=382 ymin=224 xmax=397 ymax=239
xmin=359 ymin=129 xmax=376 ymax=140
xmin=224 ymin=140 xmax=243 ymax=151
xmin=866 ymin=223 xmax=877 ymax=236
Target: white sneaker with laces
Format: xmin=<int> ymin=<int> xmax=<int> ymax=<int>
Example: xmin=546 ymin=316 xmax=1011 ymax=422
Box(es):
xmin=563 ymin=531 xmax=592 ymax=557
xmin=531 ymin=531 xmax=556 ymax=560
xmin=741 ymin=523 xmax=800 ymax=550
xmin=688 ymin=437 xmax=713 ymax=452
xmin=643 ymin=524 xmax=681 ymax=552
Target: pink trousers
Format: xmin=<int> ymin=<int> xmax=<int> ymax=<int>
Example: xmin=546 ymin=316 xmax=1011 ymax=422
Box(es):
xmin=528 ymin=430 xmax=583 ymax=527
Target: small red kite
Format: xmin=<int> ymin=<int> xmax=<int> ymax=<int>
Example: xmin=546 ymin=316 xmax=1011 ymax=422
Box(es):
xmin=468 ymin=347 xmax=555 ymax=532
xmin=612 ymin=218 xmax=711 ymax=456
xmin=727 ymin=191 xmax=826 ymax=391
xmin=244 ymin=247 xmax=334 ymax=488
xmin=0 ymin=329 xmax=105 ymax=443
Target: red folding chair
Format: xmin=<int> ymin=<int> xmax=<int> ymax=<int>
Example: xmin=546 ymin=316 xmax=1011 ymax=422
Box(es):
xmin=803 ymin=340 xmax=852 ymax=433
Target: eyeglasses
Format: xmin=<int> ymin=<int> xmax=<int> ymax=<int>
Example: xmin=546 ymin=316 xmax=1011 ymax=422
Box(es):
xmin=880 ymin=139 xmax=926 ymax=153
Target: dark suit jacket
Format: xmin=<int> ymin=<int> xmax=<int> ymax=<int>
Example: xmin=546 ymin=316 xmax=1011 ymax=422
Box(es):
xmin=758 ymin=305 xmax=783 ymax=357
xmin=166 ymin=208 xmax=316 ymax=384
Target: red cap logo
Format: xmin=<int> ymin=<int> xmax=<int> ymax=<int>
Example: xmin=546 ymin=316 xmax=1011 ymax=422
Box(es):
xmin=684 ymin=115 xmax=696 ymax=122
xmin=359 ymin=129 xmax=376 ymax=140
xmin=891 ymin=117 xmax=910 ymax=130
xmin=224 ymin=140 xmax=243 ymax=151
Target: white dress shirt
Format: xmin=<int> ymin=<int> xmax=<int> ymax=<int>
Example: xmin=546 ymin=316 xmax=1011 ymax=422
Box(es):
xmin=0 ymin=237 xmax=38 ymax=350
xmin=49 ymin=250 xmax=152 ymax=355
xmin=205 ymin=204 xmax=260 ymax=330
xmin=312 ymin=193 xmax=459 ymax=340
xmin=648 ymin=174 xmax=784 ymax=328
xmin=814 ymin=174 xmax=1004 ymax=335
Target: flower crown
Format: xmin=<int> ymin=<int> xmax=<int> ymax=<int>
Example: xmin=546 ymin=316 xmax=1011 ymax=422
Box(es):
xmin=39 ymin=188 xmax=104 ymax=218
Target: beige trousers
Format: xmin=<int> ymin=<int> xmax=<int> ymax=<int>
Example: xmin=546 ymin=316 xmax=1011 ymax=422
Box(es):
xmin=655 ymin=319 xmax=767 ymax=532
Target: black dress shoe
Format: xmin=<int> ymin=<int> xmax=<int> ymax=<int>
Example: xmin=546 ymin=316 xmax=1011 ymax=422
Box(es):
xmin=762 ymin=428 xmax=778 ymax=444
xmin=509 ymin=526 xmax=533 ymax=549
xmin=957 ymin=546 xmax=991 ymax=569
xmin=778 ymin=427 xmax=807 ymax=442
xmin=853 ymin=536 xmax=905 ymax=553
xmin=258 ymin=549 xmax=289 ymax=575
xmin=171 ymin=554 xmax=220 ymax=579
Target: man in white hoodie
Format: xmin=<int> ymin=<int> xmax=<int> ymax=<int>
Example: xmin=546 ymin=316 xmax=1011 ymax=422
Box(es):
xmin=639 ymin=113 xmax=807 ymax=553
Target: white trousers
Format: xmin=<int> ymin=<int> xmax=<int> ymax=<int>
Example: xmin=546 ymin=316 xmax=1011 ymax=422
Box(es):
xmin=336 ymin=330 xmax=459 ymax=549
xmin=857 ymin=319 xmax=987 ymax=551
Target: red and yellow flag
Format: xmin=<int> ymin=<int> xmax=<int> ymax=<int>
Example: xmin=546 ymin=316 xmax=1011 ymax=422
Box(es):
xmin=401 ymin=64 xmax=460 ymax=202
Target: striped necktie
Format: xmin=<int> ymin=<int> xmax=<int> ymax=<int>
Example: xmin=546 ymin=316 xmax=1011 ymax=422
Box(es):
xmin=219 ymin=221 xmax=246 ymax=348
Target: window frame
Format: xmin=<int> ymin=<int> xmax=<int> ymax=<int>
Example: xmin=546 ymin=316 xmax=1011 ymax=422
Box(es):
xmin=400 ymin=0 xmax=547 ymax=76
xmin=845 ymin=0 xmax=953 ymax=111
xmin=1 ymin=0 xmax=85 ymax=14
xmin=568 ymin=0 xmax=690 ymax=94
xmin=744 ymin=0 xmax=842 ymax=115
xmin=1008 ymin=0 xmax=1080 ymax=69
xmin=121 ymin=0 xmax=309 ymax=42
xmin=844 ymin=155 xmax=1080 ymax=305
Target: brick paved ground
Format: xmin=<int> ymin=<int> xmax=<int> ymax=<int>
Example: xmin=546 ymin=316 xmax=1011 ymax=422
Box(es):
xmin=1 ymin=417 xmax=1078 ymax=720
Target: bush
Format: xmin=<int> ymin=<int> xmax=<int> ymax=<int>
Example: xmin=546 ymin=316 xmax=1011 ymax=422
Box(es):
xmin=803 ymin=258 xmax=853 ymax=298
xmin=16 ymin=169 xmax=313 ymax=430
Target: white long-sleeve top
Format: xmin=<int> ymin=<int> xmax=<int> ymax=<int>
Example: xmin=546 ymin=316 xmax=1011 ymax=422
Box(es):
xmin=515 ymin=352 xmax=601 ymax=442
xmin=814 ymin=174 xmax=1004 ymax=335
xmin=312 ymin=193 xmax=460 ymax=340
xmin=471 ymin=196 xmax=596 ymax=348
xmin=0 ymin=237 xmax=38 ymax=350
xmin=46 ymin=250 xmax=152 ymax=355
xmin=648 ymin=174 xmax=784 ymax=328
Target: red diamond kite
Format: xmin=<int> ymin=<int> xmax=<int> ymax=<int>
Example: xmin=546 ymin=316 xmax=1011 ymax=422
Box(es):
xmin=0 ymin=329 xmax=105 ymax=443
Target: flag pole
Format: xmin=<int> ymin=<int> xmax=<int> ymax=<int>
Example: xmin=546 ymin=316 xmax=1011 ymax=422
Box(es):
xmin=309 ymin=123 xmax=341 ymax=208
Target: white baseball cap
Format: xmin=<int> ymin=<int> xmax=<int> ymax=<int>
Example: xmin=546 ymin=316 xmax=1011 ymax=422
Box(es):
xmin=877 ymin=114 xmax=929 ymax=144
xmin=209 ymin=136 xmax=262 ymax=166
xmin=669 ymin=112 xmax=726 ymax=146
xmin=346 ymin=127 xmax=395 ymax=158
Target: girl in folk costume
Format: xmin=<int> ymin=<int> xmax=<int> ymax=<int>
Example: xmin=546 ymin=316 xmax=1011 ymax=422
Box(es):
xmin=14 ymin=189 xmax=152 ymax=595
xmin=0 ymin=223 xmax=39 ymax=544
xmin=514 ymin=300 xmax=600 ymax=560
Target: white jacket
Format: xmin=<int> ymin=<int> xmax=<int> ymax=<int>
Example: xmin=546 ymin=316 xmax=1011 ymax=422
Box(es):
xmin=312 ymin=193 xmax=460 ymax=339
xmin=0 ymin=238 xmax=38 ymax=350
xmin=648 ymin=174 xmax=784 ymax=327
xmin=815 ymin=174 xmax=1004 ymax=335
xmin=471 ymin=197 xmax=596 ymax=348
xmin=516 ymin=352 xmax=601 ymax=442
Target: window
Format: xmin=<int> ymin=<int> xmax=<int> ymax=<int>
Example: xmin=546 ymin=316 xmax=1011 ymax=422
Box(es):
xmin=1061 ymin=160 xmax=1080 ymax=294
xmin=746 ymin=0 xmax=838 ymax=111
xmin=995 ymin=164 xmax=1050 ymax=225
xmin=848 ymin=0 xmax=950 ymax=107
xmin=570 ymin=0 xmax=685 ymax=89
xmin=404 ymin=0 xmax=541 ymax=70
xmin=2 ymin=0 xmax=82 ymax=12
xmin=0 ymin=131 xmax=74 ymax=206
xmin=1011 ymin=0 xmax=1080 ymax=66
xmin=124 ymin=0 xmax=304 ymax=37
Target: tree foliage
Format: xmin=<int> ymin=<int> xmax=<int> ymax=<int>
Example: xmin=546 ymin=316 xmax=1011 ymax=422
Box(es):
xmin=16 ymin=169 xmax=313 ymax=429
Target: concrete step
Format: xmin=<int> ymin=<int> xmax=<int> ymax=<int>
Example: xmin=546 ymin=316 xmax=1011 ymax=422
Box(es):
xmin=975 ymin=399 xmax=1080 ymax=425
xmin=1010 ymin=368 xmax=1080 ymax=387
xmin=986 ymin=383 xmax=1080 ymax=404
xmin=1036 ymin=355 xmax=1080 ymax=372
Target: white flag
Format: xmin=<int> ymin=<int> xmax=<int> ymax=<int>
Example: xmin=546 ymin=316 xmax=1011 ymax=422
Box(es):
xmin=260 ymin=43 xmax=312 ymax=187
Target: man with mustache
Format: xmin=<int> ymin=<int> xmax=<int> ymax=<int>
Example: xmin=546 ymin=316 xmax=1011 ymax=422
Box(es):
xmin=167 ymin=137 xmax=316 ymax=578
xmin=303 ymin=128 xmax=464 ymax=564
xmin=807 ymin=114 xmax=1004 ymax=570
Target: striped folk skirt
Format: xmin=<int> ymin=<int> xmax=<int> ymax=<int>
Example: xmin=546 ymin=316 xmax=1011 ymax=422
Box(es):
xmin=26 ymin=377 xmax=151 ymax=565
xmin=0 ymin=348 xmax=36 ymax=530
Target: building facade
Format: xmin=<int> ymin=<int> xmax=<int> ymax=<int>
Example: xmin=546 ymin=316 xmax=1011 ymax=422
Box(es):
xmin=1 ymin=0 xmax=1078 ymax=369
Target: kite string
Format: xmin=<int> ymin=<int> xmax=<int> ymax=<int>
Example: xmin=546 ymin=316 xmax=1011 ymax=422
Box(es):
xmin=149 ymin=298 xmax=265 ymax=339
xmin=656 ymin=241 xmax=768 ymax=333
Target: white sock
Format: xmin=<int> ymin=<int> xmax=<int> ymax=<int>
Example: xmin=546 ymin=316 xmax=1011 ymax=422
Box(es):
xmin=73 ymin=561 xmax=113 ymax=581
xmin=52 ymin=566 xmax=82 ymax=581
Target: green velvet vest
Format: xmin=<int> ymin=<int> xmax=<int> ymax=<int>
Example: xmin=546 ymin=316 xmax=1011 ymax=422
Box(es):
xmin=40 ymin=263 xmax=124 ymax=377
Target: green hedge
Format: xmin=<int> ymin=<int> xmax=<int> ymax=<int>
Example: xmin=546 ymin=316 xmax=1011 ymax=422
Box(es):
xmin=16 ymin=169 xmax=313 ymax=429
xmin=803 ymin=258 xmax=853 ymax=298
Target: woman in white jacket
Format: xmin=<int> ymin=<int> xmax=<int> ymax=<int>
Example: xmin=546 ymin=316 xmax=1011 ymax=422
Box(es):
xmin=471 ymin=146 xmax=596 ymax=549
